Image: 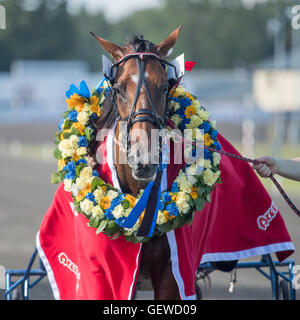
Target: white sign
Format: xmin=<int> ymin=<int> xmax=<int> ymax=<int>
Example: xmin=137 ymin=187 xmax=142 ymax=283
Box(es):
xmin=253 ymin=70 xmax=300 ymax=112
xmin=0 ymin=5 xmax=5 ymax=30
xmin=292 ymin=5 xmax=300 ymax=30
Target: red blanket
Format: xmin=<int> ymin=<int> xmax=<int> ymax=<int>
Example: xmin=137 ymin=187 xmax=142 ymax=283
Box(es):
xmin=37 ymin=132 xmax=294 ymax=300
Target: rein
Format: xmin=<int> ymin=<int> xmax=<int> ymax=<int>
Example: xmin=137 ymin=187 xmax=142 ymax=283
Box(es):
xmin=206 ymin=146 xmax=300 ymax=217
xmin=167 ymin=121 xmax=300 ymax=218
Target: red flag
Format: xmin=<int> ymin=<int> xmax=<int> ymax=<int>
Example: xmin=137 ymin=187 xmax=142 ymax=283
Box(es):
xmin=185 ymin=61 xmax=196 ymax=71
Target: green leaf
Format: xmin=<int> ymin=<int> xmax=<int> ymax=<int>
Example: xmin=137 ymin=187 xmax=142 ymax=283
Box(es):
xmin=197 ymin=185 xmax=206 ymax=197
xmin=121 ymin=199 xmax=130 ymax=209
xmin=84 ymin=127 xmax=94 ymax=142
xmin=75 ymin=162 xmax=86 ymax=176
xmin=172 ymin=215 xmax=187 ymax=230
xmin=194 ymin=197 xmax=205 ymax=212
xmin=61 ymin=111 xmax=69 ymax=119
xmin=88 ymin=216 xmax=100 ymax=228
xmin=62 ymin=132 xmax=72 ymax=139
xmin=64 ymin=119 xmax=72 ymax=130
xmin=53 ymin=148 xmax=62 ymax=160
xmin=157 ymin=220 xmax=173 ymax=233
xmin=206 ymin=193 xmax=211 ymax=202
xmin=71 ymin=127 xmax=80 ymax=136
xmin=91 ymin=177 xmax=105 ymax=191
xmin=96 ymin=219 xmax=108 ymax=234
xmin=51 ymin=172 xmax=61 ymax=184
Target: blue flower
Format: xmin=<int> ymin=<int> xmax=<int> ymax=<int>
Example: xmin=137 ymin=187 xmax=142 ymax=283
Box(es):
xmin=105 ymin=197 xmax=122 ymax=220
xmin=204 ymin=149 xmax=213 ymax=162
xmin=158 ymin=201 xmax=164 ymax=211
xmin=162 ymin=192 xmax=172 ymax=203
xmin=68 ymin=110 xmax=78 ymax=122
xmin=211 ymin=129 xmax=218 ymax=140
xmin=200 ymin=121 xmax=211 ymax=134
xmin=85 ymin=192 xmax=96 ymax=204
xmin=58 ymin=118 xmax=65 ymax=131
xmin=78 ymin=136 xmax=88 ymax=147
xmin=213 ymin=141 xmax=222 ymax=151
xmin=171 ymin=182 xmax=179 ymax=192
xmin=176 ymin=107 xmax=185 ymax=118
xmin=76 ymin=159 xmax=87 ymax=165
xmin=63 ymin=161 xmax=76 ymax=180
xmin=66 ymin=80 xmax=90 ymax=99
xmin=179 ymin=97 xmax=191 ymax=108
xmin=166 ymin=203 xmax=179 ymax=216
xmin=93 ymin=170 xmax=99 ymax=177
xmin=179 ymin=118 xmax=190 ymax=131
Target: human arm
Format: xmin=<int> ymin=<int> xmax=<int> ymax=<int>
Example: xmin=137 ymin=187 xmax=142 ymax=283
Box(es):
xmin=252 ymin=156 xmax=300 ymax=182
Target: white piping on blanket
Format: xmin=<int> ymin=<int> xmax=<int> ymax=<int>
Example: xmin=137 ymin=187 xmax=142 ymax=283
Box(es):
xmin=200 ymin=241 xmax=295 ymax=264
xmin=36 ymin=231 xmax=61 ymax=300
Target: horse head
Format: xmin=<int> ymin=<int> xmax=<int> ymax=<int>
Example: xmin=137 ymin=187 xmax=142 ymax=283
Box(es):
xmin=92 ymin=26 xmax=182 ymax=193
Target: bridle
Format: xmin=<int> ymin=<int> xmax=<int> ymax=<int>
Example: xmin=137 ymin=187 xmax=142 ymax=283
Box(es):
xmin=106 ymin=50 xmax=179 ymax=149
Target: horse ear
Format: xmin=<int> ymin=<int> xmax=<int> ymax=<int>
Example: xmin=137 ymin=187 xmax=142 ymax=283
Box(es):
xmin=155 ymin=25 xmax=183 ymax=57
xmin=90 ymin=32 xmax=124 ymax=61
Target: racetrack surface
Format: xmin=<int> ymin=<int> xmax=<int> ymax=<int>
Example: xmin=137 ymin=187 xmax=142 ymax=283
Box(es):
xmin=0 ymin=123 xmax=299 ymax=300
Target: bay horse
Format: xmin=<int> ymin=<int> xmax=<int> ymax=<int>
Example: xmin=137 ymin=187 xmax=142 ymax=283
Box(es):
xmin=91 ymin=27 xmax=236 ymax=300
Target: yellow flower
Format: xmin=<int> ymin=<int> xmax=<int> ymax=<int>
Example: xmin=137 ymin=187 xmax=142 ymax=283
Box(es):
xmin=72 ymin=122 xmax=85 ymax=135
xmin=171 ymin=193 xmax=178 ymax=201
xmin=204 ymin=133 xmax=213 ymax=146
xmin=185 ymin=92 xmax=194 ymax=101
xmin=66 ymin=93 xmax=85 ymax=111
xmin=76 ymin=184 xmax=91 ymax=201
xmin=58 ymin=158 xmax=66 ymax=170
xmin=90 ymin=96 xmax=101 ymax=116
xmin=100 ymin=196 xmax=111 ymax=210
xmin=125 ymin=194 xmax=137 ymax=208
xmin=173 ymin=86 xmax=186 ymax=98
xmin=190 ymin=187 xmax=198 ymax=200
xmin=184 ymin=105 xmax=197 ymax=119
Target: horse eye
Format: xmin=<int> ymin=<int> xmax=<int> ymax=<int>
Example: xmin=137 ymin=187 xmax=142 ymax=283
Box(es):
xmin=160 ymin=85 xmax=169 ymax=95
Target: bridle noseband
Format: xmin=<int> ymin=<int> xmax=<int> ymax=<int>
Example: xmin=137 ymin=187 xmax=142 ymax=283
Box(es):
xmin=107 ymin=51 xmax=178 ymax=143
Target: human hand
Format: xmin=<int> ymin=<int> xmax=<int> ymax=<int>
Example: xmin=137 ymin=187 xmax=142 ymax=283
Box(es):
xmin=252 ymin=156 xmax=277 ymax=178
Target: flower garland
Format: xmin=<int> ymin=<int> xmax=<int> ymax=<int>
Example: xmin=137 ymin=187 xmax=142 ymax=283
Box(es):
xmin=51 ymin=79 xmax=222 ymax=243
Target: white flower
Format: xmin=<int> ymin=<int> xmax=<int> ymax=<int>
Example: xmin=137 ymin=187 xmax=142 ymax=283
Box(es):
xmin=80 ymin=166 xmax=92 ymax=180
xmin=186 ymin=115 xmax=203 ymax=129
xmin=93 ymin=187 xmax=105 ymax=203
xmin=77 ymin=147 xmax=87 ymax=156
xmin=202 ymin=169 xmax=220 ymax=186
xmin=197 ymin=109 xmax=210 ymax=121
xmin=112 ymin=204 xmax=124 ymax=219
xmin=83 ymin=103 xmax=91 ymax=112
xmin=171 ymin=114 xmax=182 ymax=127
xmin=80 ymin=198 xmax=94 ymax=214
xmin=107 ymin=190 xmax=118 ymax=200
xmin=76 ymin=177 xmax=90 ymax=190
xmin=211 ymin=120 xmax=216 ymax=129
xmin=58 ymin=139 xmax=74 ymax=158
xmin=69 ymin=135 xmax=79 ymax=148
xmin=91 ymin=205 xmax=104 ymax=219
xmin=204 ymin=159 xmax=212 ymax=169
xmin=176 ymin=192 xmax=190 ymax=214
xmin=213 ymin=152 xmax=221 ymax=166
xmin=157 ymin=210 xmax=168 ymax=225
xmin=77 ymin=111 xmax=89 ymax=125
xmin=176 ymin=172 xmax=193 ymax=193
xmin=64 ymin=179 xmax=73 ymax=192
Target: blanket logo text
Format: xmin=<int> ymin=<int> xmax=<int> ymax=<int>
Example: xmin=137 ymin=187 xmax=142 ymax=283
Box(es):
xmin=58 ymin=252 xmax=80 ymax=280
xmin=257 ymin=202 xmax=278 ymax=231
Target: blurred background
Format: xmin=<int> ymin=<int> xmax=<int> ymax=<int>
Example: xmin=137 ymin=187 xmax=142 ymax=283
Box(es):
xmin=0 ymin=0 xmax=299 ymax=300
